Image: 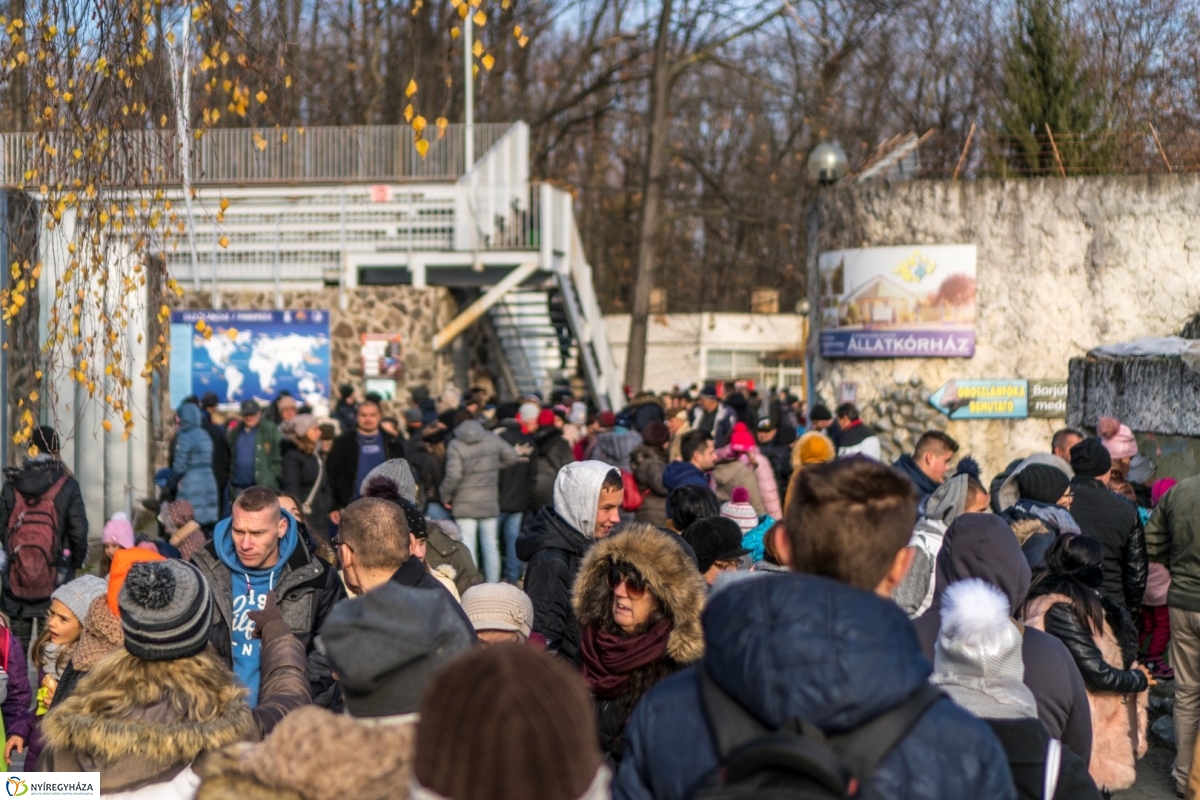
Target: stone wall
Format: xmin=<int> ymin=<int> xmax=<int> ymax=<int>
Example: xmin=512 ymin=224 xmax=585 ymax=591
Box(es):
xmin=808 ymin=174 xmax=1200 ymax=479
xmin=172 ymin=286 xmax=459 ymax=419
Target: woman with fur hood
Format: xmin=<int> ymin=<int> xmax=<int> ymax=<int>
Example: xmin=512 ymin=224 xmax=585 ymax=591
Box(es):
xmin=1020 ymin=534 xmax=1150 ymax=794
xmin=572 ymin=522 xmax=706 ymax=764
xmin=39 ymin=560 xmax=311 ymax=796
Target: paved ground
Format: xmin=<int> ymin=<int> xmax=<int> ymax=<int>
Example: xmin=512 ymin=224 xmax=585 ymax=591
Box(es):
xmin=1117 ymin=746 xmax=1179 ymax=800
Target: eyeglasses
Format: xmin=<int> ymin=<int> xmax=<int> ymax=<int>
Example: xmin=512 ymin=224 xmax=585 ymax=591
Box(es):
xmin=607 ymin=564 xmax=648 ymax=599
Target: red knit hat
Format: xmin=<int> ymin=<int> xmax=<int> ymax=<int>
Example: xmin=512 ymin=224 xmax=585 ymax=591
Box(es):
xmin=730 ymin=422 xmax=756 ymax=452
xmin=537 ymin=408 xmax=557 ymax=428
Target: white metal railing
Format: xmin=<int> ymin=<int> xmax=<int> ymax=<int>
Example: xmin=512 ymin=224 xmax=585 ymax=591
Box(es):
xmin=1 ymin=123 xmax=516 ymax=185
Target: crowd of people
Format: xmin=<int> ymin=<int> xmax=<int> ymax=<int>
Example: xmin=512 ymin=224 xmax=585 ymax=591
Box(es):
xmin=1 ymin=377 xmax=1198 ymax=799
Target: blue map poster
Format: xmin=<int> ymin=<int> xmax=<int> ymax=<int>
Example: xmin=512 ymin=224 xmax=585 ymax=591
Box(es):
xmin=169 ymin=309 xmax=331 ymax=408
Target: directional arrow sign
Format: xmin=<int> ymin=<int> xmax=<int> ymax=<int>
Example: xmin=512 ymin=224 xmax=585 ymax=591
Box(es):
xmin=928 ymin=379 xmax=1028 ymax=420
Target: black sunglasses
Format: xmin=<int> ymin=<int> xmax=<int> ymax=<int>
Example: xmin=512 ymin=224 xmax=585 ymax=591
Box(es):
xmin=607 ymin=564 xmax=648 ymax=599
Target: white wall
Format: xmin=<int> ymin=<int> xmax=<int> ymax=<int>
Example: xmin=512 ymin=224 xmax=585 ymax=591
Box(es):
xmin=809 ymin=174 xmax=1200 ymax=478
xmin=604 ymin=313 xmax=806 ymax=392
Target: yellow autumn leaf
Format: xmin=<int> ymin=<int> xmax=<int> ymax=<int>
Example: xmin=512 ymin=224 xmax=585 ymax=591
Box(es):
xmin=412 ymin=116 xmax=427 ymax=134
xmin=458 ymin=4 xmax=469 ymax=18
xmin=436 ymin=117 xmax=449 ymax=138
xmin=194 ymin=320 xmax=206 ymax=331
xmin=415 ymin=138 xmax=430 ymax=157
xmin=482 ymin=54 xmax=495 ymax=70
xmin=219 ymin=197 xmax=230 ymax=212
xmin=285 ymin=75 xmax=292 ymax=88
xmin=404 ymin=104 xmax=414 ymax=122
xmin=256 ymin=90 xmax=267 ymax=104
xmin=514 ymin=25 xmax=522 ymax=37
xmin=219 ymin=236 xmax=230 ymax=248
xmin=519 ymin=35 xmax=529 ymax=47
xmin=226 ymin=327 xmax=239 ymax=340
xmin=451 ymin=26 xmax=460 ymax=39
xmin=472 ymin=40 xmax=483 ymax=57
xmin=102 ymin=420 xmax=112 ymax=432
xmin=405 ymin=79 xmax=418 ymax=98
xmin=255 ymin=137 xmax=267 ymax=151
xmin=473 ymin=9 xmax=486 ymax=25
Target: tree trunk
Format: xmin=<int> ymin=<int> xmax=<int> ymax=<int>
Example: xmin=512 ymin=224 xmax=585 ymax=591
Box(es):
xmin=624 ymin=0 xmax=672 ymax=394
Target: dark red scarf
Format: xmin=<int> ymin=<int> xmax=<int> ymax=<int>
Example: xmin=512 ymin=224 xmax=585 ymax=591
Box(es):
xmin=579 ymin=618 xmax=672 ymax=698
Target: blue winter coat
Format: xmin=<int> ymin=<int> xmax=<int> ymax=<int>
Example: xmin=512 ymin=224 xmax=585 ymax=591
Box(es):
xmin=614 ymin=573 xmax=1016 ymax=800
xmin=170 ymin=403 xmax=220 ymax=525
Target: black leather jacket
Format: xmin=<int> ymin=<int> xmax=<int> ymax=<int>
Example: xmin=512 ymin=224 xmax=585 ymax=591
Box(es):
xmin=1070 ymin=479 xmax=1147 ymax=612
xmin=1042 ymin=602 xmax=1148 ymax=696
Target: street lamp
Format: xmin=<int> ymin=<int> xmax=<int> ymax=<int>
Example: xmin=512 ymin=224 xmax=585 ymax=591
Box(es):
xmin=807 ymin=143 xmax=849 ymax=185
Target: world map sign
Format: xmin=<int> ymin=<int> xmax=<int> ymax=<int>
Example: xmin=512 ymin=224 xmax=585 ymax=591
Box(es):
xmin=169 ymin=309 xmax=331 ymax=409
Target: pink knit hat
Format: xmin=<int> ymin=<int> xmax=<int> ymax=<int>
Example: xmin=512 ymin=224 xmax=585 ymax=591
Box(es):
xmin=1097 ymin=416 xmax=1138 ymax=460
xmin=102 ymin=513 xmax=135 ymax=549
xmin=720 ymin=487 xmax=759 ymax=533
xmin=1152 ymin=478 xmax=1178 ymax=507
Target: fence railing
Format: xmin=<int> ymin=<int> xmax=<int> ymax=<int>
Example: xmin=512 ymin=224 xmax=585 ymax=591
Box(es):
xmin=0 ymin=123 xmax=516 ymax=186
xmin=864 ymin=127 xmax=1200 ymax=181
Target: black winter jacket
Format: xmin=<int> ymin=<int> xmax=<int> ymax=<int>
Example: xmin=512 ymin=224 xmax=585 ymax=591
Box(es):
xmin=532 ymin=427 xmax=573 ymax=511
xmin=0 ymin=459 xmax=89 ymax=615
xmin=410 ymin=441 xmax=445 ymax=506
xmin=202 ymin=411 xmax=232 ymax=491
xmin=515 ymin=507 xmax=591 ymax=662
xmin=986 ymin=718 xmax=1101 ymax=800
xmin=326 ymin=429 xmax=408 ymax=511
xmin=281 ymin=448 xmax=332 ymax=543
xmin=389 ymin=555 xmax=474 ymax=628
xmin=496 ymin=421 xmax=537 ymax=513
xmin=1070 ymin=479 xmax=1147 ymax=611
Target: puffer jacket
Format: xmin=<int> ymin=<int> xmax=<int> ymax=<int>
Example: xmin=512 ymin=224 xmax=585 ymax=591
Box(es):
xmin=0 ymin=456 xmax=89 ymax=616
xmin=170 ymin=403 xmax=220 ymax=525
xmin=614 ymin=573 xmax=1016 ymax=800
xmin=425 ymin=522 xmax=484 ymax=598
xmin=630 ymin=444 xmax=668 ymax=528
xmin=710 ymin=459 xmax=764 ymax=514
xmin=1022 ymin=581 xmax=1149 ymax=793
xmin=439 ymin=419 xmax=520 ymax=519
xmin=38 ymin=629 xmax=309 ymax=791
xmin=592 ymin=429 xmax=642 ymax=472
xmin=1070 ymin=478 xmax=1147 ymax=612
xmin=573 ymin=525 xmax=706 ymax=763
xmin=1146 ymin=474 xmax=1200 ymax=611
xmin=532 ymin=426 xmax=574 ymax=511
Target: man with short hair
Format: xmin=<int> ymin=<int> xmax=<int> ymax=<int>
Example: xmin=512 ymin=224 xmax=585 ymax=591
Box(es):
xmin=1069 ymin=437 xmax=1146 ymax=613
xmin=833 ymin=402 xmax=881 ymax=460
xmin=1052 ymin=428 xmax=1085 ymax=462
xmin=333 ymin=497 xmax=445 ymax=596
xmin=516 ymin=461 xmax=624 ymax=661
xmin=894 ymin=431 xmax=960 ymax=507
xmin=228 ymin=400 xmax=283 ymax=492
xmin=327 ymin=398 xmax=408 ymax=523
xmin=689 ymin=385 xmax=736 ymax=449
xmin=616 ymin=457 xmax=1015 ymax=800
xmin=191 ymin=486 xmax=345 ymax=705
xmin=661 ymin=430 xmax=715 ymax=518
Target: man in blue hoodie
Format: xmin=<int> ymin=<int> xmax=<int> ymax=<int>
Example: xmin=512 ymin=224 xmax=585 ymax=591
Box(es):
xmin=192 ymin=486 xmax=345 ymax=705
xmin=615 ymin=457 xmax=1015 ymax=800
xmin=661 ymin=429 xmax=715 ymax=520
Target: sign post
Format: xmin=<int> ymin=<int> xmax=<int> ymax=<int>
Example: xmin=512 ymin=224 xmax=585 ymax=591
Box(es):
xmin=929 ymin=379 xmax=1028 ymax=420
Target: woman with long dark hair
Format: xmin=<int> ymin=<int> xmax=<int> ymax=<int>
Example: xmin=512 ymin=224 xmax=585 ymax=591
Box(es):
xmin=1021 ymin=533 xmax=1150 ymax=795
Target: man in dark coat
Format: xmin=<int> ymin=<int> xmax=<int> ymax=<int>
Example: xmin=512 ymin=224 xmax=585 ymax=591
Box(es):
xmin=516 ymin=461 xmax=622 ymax=662
xmin=0 ymin=427 xmax=89 ymax=650
xmin=615 ymin=458 xmax=1014 ymax=800
xmin=327 ymin=399 xmax=408 ymax=524
xmin=911 ymin=513 xmax=1094 ymax=765
xmin=893 ymin=431 xmax=959 ymax=508
xmin=495 ymin=405 xmax=537 ymax=584
xmin=1069 ymin=437 xmax=1146 ymax=612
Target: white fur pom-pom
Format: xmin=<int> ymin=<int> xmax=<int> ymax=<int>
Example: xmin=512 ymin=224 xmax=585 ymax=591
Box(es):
xmin=939 ymin=578 xmax=1013 ymax=649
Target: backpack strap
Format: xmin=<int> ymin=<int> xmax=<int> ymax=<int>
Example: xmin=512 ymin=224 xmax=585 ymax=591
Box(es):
xmin=827 ymin=682 xmax=945 ymax=779
xmin=698 ymin=667 xmax=771 ymax=758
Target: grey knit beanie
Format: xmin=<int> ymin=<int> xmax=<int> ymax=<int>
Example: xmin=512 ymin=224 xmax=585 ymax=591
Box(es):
xmin=51 ymin=575 xmax=108 ymax=626
xmin=930 ymin=578 xmax=1038 ymax=720
xmin=360 ymin=458 xmax=418 ymax=503
xmin=119 ymin=560 xmax=213 ymax=662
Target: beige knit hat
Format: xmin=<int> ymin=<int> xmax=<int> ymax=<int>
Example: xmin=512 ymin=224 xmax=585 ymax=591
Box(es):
xmin=460 ymin=583 xmax=534 ymax=639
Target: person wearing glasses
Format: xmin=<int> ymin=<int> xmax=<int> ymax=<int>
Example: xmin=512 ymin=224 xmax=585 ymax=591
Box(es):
xmin=572 ymin=522 xmax=706 ymax=764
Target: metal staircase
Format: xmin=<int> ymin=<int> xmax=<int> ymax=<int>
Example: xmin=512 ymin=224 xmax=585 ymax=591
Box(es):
xmin=487 ymin=290 xmax=578 ymax=400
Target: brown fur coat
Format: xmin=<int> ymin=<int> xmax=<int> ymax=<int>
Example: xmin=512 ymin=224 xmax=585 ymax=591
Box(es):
xmin=195 ymin=706 xmax=417 ymax=800
xmin=1023 ymin=593 xmax=1149 ymax=793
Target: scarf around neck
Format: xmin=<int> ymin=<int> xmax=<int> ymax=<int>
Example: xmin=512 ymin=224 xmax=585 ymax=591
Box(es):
xmin=580 ymin=618 xmax=672 ymax=698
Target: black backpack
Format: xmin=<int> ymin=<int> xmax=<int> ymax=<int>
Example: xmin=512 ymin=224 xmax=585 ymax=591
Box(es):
xmin=693 ymin=669 xmax=944 ymax=799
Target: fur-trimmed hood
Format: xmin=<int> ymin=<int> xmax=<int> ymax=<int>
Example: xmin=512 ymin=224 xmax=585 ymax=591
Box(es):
xmin=572 ymin=524 xmax=705 ymax=664
xmin=195 ymin=705 xmax=417 ymax=800
xmin=41 ymin=650 xmax=254 ymax=791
